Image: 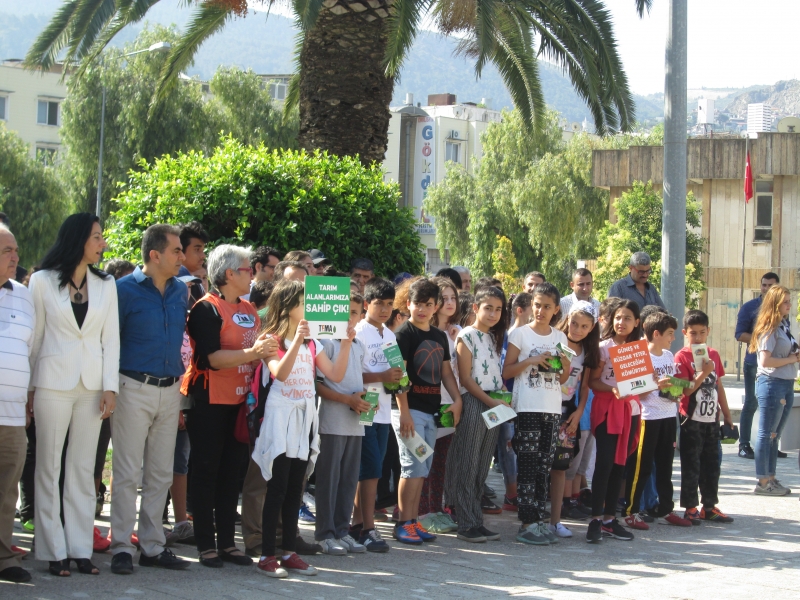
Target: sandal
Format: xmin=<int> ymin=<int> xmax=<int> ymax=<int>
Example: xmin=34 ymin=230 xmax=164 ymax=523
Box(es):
xmin=199 ymin=549 xmax=223 ymax=568
xmin=49 ymin=559 xmax=71 ymax=577
xmin=71 ymin=558 xmax=100 ymax=575
xmin=219 ymin=547 xmax=253 ymax=566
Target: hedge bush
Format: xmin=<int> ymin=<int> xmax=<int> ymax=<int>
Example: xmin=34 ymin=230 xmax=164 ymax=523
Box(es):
xmin=106 ymin=136 xmax=424 ymax=276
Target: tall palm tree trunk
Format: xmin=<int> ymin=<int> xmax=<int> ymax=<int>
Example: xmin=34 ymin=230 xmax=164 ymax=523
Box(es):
xmin=298 ymin=3 xmax=395 ymax=165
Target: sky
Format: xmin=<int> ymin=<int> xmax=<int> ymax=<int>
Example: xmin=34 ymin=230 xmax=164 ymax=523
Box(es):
xmin=263 ymin=0 xmax=799 ymax=95
xmin=602 ymin=0 xmax=799 ymax=94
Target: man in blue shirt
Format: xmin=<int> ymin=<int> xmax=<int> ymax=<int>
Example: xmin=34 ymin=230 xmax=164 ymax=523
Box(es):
xmin=111 ymin=224 xmax=191 ymax=574
xmin=734 ymin=272 xmax=780 ymax=459
xmin=607 ymin=252 xmax=666 ymax=310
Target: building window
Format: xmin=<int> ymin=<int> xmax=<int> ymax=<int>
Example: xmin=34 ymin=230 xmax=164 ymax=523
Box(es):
xmin=37 ymin=99 xmax=59 ymax=126
xmin=445 ymin=141 xmax=461 ymax=164
xmin=0 ymin=96 xmax=6 ymax=121
xmin=268 ymin=83 xmax=287 ymax=101
xmin=35 ymin=145 xmax=59 ymax=164
xmin=754 ymin=180 xmax=773 ymax=242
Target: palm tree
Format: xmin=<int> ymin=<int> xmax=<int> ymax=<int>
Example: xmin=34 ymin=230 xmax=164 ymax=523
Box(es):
xmin=26 ymin=0 xmax=653 ymax=165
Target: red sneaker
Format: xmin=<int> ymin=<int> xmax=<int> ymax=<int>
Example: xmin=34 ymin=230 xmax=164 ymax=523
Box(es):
xmin=93 ymin=527 xmax=111 ymax=552
xmin=701 ymin=506 xmax=734 ymax=523
xmin=280 ymin=552 xmax=317 ymax=576
xmin=662 ymin=512 xmax=692 ymax=527
xmin=683 ymin=507 xmax=702 ymax=526
xmin=11 ymin=545 xmax=27 ymax=557
xmin=624 ymin=513 xmax=650 ymax=530
xmin=257 ymin=556 xmax=288 ymax=578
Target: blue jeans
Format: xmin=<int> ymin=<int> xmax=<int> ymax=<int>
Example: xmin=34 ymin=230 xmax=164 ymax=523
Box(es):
xmin=496 ymin=421 xmax=517 ymax=487
xmin=640 ymin=465 xmax=659 ymax=511
xmin=740 ymin=362 xmax=758 ymax=446
xmin=754 ymin=376 xmax=795 ymax=478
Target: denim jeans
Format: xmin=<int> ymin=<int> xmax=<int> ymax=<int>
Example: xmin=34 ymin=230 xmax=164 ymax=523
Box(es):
xmin=754 ymin=375 xmax=795 ymax=478
xmin=640 ymin=465 xmax=659 ymax=511
xmin=740 ymin=362 xmax=759 ymax=446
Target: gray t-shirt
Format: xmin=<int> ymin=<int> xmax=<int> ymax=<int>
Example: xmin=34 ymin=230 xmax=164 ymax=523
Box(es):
xmin=317 ymin=339 xmax=366 ymax=436
xmin=757 ymin=326 xmax=799 ymax=380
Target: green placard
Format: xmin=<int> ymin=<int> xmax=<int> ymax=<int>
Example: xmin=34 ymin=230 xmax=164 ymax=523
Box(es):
xmin=304 ymin=276 xmax=351 ymax=339
xmin=381 ymin=341 xmax=410 ymax=392
xmin=489 ymin=391 xmax=513 ymax=405
xmin=360 ymin=385 xmax=381 ymax=425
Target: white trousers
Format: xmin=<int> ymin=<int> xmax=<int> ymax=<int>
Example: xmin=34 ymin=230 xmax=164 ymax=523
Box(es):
xmin=110 ymin=375 xmax=180 ymax=557
xmin=34 ymin=381 xmax=103 ymax=561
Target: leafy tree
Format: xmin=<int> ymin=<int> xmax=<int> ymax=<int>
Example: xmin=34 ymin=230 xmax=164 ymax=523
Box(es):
xmin=26 ymin=0 xmax=644 ymax=166
xmin=106 ymin=136 xmax=424 ymax=277
xmin=492 ymin=236 xmax=521 ymax=294
xmin=60 ymin=26 xmax=298 ymax=218
xmin=593 ymin=180 xmax=705 ymax=308
xmin=424 ymin=109 xmax=608 ymax=292
xmin=0 ymin=124 xmax=72 ymax=265
xmin=206 ymin=67 xmax=299 ymax=150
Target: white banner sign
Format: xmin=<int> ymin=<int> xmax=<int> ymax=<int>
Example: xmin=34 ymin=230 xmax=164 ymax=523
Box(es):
xmin=413 ymin=117 xmax=436 ymax=235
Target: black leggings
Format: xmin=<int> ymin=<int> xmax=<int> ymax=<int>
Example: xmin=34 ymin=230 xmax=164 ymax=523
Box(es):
xmin=261 ymin=453 xmax=308 ymax=557
xmin=591 ymin=420 xmax=625 ymax=518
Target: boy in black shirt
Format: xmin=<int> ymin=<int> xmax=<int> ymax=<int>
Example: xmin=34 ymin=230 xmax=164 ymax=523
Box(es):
xmin=393 ymin=279 xmax=462 ymax=544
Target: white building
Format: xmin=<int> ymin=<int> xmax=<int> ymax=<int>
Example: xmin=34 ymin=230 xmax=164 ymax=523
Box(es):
xmin=384 ymin=93 xmax=503 ymax=272
xmin=747 ymin=103 xmax=773 ymax=136
xmin=0 ymin=60 xmax=68 ymax=159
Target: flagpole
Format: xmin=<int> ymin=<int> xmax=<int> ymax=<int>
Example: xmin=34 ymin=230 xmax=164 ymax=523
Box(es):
xmin=737 ymin=135 xmax=749 ymax=382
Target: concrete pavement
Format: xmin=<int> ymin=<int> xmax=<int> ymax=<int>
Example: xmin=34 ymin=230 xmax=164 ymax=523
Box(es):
xmin=6 ymin=443 xmax=800 ymax=599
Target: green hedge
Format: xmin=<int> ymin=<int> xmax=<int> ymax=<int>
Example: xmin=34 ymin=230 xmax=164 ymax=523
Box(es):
xmin=106 ymin=136 xmax=424 ymax=277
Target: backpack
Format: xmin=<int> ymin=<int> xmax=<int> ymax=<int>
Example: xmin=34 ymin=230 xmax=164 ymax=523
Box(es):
xmin=234 ymin=340 xmax=317 ymax=445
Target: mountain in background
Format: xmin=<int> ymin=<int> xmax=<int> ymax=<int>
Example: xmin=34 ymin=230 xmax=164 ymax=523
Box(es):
xmin=723 ymin=80 xmax=800 ymax=117
xmin=0 ymin=0 xmax=665 ymax=125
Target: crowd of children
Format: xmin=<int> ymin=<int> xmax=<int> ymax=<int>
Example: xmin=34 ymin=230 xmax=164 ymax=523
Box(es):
xmin=245 ymin=267 xmax=738 ymax=577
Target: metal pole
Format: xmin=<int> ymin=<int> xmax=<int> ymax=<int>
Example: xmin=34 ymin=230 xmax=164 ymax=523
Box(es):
xmin=736 ymin=135 xmax=749 ymax=381
xmin=662 ymin=0 xmax=688 ymax=353
xmin=96 ymin=85 xmax=106 ymax=219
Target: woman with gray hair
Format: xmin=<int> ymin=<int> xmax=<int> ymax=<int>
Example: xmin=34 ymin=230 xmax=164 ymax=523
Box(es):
xmin=181 ymin=244 xmax=279 ymax=568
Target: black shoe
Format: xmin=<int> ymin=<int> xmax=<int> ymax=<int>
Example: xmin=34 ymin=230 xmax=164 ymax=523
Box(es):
xmin=778 ymin=450 xmax=788 ymax=458
xmin=245 ymin=545 xmax=262 ymax=558
xmin=586 ymin=519 xmax=603 ymax=543
xmin=111 ymin=552 xmax=134 ymax=575
xmin=0 ymin=566 xmax=32 ymax=583
xmin=198 ymin=550 xmax=223 ymax=568
xmin=483 ymin=483 xmax=497 ymax=499
xmin=456 ymin=527 xmax=487 ymax=543
xmin=294 ymin=535 xmax=322 ymax=555
xmin=601 ymin=518 xmax=634 ymax=541
xmin=477 ymin=525 xmax=500 ymax=541
xmin=481 ymin=496 xmax=502 ymax=514
xmin=219 ymin=548 xmax=253 ymax=566
xmin=738 ymin=445 xmax=755 ymax=459
xmin=138 ymin=548 xmax=190 ymax=570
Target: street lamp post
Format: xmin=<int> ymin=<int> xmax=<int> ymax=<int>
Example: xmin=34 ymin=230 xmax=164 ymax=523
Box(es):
xmin=95 ymin=42 xmax=171 ymax=220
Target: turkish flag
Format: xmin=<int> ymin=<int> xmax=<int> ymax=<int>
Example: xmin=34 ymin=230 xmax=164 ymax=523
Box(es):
xmin=744 ymin=151 xmax=753 ymax=203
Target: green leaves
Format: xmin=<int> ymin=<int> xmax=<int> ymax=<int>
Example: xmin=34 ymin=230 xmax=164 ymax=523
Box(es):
xmin=593 ymin=181 xmax=706 ymax=308
xmin=106 ymin=136 xmax=424 ymax=277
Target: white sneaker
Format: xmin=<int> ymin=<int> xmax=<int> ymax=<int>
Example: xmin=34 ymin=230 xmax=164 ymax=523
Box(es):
xmin=549 ymin=522 xmax=573 ymax=538
xmin=337 ymin=534 xmax=367 ymax=553
xmin=773 ymin=479 xmax=792 ymax=494
xmin=754 ymin=481 xmax=788 ymax=496
xmin=319 ymin=538 xmax=347 ymax=555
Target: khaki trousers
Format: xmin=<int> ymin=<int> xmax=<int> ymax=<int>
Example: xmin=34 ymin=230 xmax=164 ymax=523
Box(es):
xmin=0 ymin=425 xmax=26 ymax=571
xmin=241 ymin=454 xmax=268 ymax=551
xmin=110 ymin=375 xmax=180 ymax=557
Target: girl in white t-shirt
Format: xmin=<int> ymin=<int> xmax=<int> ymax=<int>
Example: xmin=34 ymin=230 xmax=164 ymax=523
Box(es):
xmin=502 ymin=283 xmax=571 ymax=545
xmin=549 ymin=301 xmax=600 ymax=538
xmin=253 ymin=280 xmax=354 ymax=577
xmin=444 ymin=286 xmax=508 ymax=542
xmin=418 ymin=277 xmax=462 ymax=532
xmin=586 ymin=298 xmax=642 ymax=544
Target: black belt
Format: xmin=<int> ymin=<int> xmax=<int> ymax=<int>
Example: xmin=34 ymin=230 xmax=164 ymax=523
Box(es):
xmin=120 ymin=370 xmax=180 ymax=388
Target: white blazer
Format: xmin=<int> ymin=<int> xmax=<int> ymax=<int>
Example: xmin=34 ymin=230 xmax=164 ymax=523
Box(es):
xmin=28 ymin=269 xmax=120 ymax=393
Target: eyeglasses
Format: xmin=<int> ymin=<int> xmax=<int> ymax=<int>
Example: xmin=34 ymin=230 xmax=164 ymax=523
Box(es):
xmin=236 ymin=267 xmax=253 ymax=274
xmin=635 ymin=269 xmax=652 ymax=276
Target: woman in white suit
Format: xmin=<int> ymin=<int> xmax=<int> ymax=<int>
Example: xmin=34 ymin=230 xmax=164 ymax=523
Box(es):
xmin=28 ymin=213 xmax=119 ymax=577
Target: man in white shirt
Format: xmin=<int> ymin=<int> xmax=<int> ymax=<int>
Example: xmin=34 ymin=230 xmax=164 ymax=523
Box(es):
xmin=0 ymin=224 xmax=34 ymax=583
xmin=560 ymin=268 xmax=601 ymax=317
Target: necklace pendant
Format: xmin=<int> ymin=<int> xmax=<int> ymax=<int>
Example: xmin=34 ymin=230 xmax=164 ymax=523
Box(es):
xmin=74 ymin=292 xmax=83 ymax=304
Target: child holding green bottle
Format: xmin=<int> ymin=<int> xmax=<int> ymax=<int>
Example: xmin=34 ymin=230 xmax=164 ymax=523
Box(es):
xmin=444 ymin=286 xmax=509 ymax=543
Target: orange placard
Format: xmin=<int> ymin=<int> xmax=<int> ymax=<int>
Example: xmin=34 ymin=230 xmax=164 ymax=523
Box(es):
xmin=608 ymin=340 xmax=658 ymax=396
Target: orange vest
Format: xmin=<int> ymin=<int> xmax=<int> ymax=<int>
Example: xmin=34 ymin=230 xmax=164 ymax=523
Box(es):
xmin=181 ymin=293 xmax=260 ymax=405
